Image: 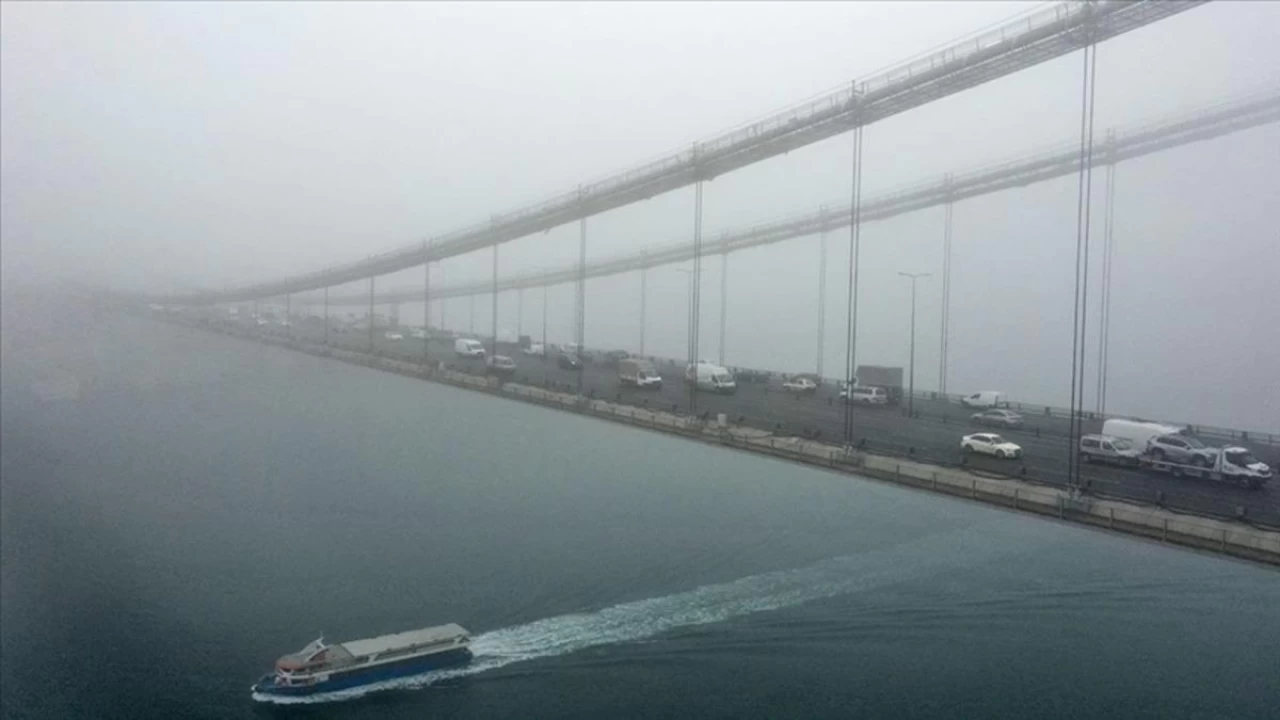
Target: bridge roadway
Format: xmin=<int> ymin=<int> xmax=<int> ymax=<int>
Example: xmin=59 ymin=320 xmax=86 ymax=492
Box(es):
xmin=241 ymin=319 xmax=1280 ymax=528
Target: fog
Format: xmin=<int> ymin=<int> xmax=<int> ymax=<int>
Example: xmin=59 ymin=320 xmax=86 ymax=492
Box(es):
xmin=3 ymin=1 xmax=1278 ymax=430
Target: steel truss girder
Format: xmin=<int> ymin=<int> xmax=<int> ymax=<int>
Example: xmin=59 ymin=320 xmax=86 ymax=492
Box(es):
xmin=312 ymin=87 xmax=1278 ymax=307
xmin=157 ymin=1 xmax=1206 ymax=305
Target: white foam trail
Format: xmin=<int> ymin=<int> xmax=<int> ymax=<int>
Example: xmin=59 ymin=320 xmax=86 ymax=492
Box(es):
xmin=254 ymin=524 xmax=1012 ymax=704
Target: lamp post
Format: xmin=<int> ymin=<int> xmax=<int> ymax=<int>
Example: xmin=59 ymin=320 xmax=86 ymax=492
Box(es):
xmin=897 ymin=271 xmax=932 ymax=418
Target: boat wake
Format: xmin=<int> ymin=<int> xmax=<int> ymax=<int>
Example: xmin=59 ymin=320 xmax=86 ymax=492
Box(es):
xmin=253 ymin=523 xmax=1011 ymax=704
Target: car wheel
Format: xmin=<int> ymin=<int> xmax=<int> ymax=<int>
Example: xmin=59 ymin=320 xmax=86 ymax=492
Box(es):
xmin=1192 ymin=455 xmax=1208 ymax=468
xmin=997 ymin=450 xmax=1007 ymax=459
xmin=1151 ymin=448 xmax=1165 ymax=462
xmin=963 ymin=444 xmax=973 ymax=455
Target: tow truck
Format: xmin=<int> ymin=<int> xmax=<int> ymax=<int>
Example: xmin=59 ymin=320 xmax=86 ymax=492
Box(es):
xmin=1140 ymin=446 xmax=1272 ymax=490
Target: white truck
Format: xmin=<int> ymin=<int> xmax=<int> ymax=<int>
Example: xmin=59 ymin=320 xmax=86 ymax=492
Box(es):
xmin=1139 ymin=446 xmax=1272 ymax=490
xmin=454 ymin=338 xmax=486 ymax=358
xmin=685 ymin=362 xmax=736 ymax=394
xmin=619 ymin=358 xmax=663 ymax=389
xmin=1102 ymin=419 xmax=1272 ymax=490
xmin=961 ymin=391 xmax=1005 ymax=409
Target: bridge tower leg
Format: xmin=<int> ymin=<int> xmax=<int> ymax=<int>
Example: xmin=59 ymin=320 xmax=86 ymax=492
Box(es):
xmin=323 ymin=286 xmax=329 ymax=346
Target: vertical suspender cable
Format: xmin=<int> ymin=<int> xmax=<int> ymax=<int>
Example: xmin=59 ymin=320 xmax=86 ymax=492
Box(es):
xmin=368 ymin=276 xmax=375 ymax=352
xmin=576 ymin=192 xmax=587 ymax=397
xmin=719 ymin=251 xmax=728 ymax=367
xmin=491 ymin=244 xmax=499 ymax=359
xmin=689 ymin=175 xmax=704 ymax=415
xmin=430 ymin=242 xmax=435 ymax=363
xmin=1097 ymin=131 xmax=1117 ymax=416
xmin=817 ymin=219 xmax=828 ymax=378
xmin=940 ymin=176 xmax=953 ymax=396
xmin=1068 ymin=28 xmax=1099 ymax=491
xmin=843 ymin=111 xmax=865 ymax=447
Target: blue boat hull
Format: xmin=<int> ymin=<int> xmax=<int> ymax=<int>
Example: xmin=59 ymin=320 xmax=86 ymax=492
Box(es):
xmin=252 ymin=647 xmax=472 ymax=698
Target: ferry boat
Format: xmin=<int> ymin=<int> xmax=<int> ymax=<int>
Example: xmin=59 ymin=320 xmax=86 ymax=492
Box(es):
xmin=251 ymin=623 xmax=472 ymax=698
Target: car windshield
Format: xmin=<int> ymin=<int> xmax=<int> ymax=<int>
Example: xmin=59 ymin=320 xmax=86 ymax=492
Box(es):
xmin=1111 ymin=438 xmax=1133 ymax=450
xmin=1183 ymin=436 xmax=1207 ymax=448
xmin=1225 ymin=450 xmax=1259 ymax=466
xmin=988 ymin=435 xmax=1006 ymax=444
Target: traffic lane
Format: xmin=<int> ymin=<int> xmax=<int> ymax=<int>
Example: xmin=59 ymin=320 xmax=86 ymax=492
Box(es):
xmin=271 ymin=326 xmax=1270 ymax=480
xmin=241 ymin=325 xmax=1279 ymax=524
xmin=239 ymin=321 xmax=1275 ymax=455
xmin=530 ymin=361 xmax=1280 ymax=522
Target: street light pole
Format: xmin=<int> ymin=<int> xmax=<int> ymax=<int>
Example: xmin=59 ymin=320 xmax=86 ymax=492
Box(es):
xmin=898 ymin=272 xmax=932 ymax=418
xmin=541 ymin=285 xmax=548 ymax=359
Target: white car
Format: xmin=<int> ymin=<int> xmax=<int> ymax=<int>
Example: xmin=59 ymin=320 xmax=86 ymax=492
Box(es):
xmin=522 ymin=343 xmax=545 ymax=356
xmin=384 ymin=331 xmax=404 ymax=341
xmin=486 ymin=354 xmax=517 ymax=374
xmin=782 ymin=378 xmax=818 ymax=394
xmin=410 ymin=328 xmax=428 ymax=339
xmin=961 ymin=433 xmax=1023 ymax=459
xmin=841 ymin=386 xmax=888 ymax=404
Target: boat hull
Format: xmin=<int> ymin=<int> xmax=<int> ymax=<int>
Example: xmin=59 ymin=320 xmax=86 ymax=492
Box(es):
xmin=252 ymin=647 xmax=472 ymax=698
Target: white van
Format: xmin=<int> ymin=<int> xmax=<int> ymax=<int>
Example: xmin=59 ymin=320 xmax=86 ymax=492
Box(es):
xmin=1101 ymin=419 xmax=1184 ymax=452
xmin=961 ymin=391 xmax=1005 ymax=408
xmin=685 ymin=362 xmax=736 ymax=394
xmin=846 ymin=386 xmax=888 ymax=405
xmin=454 ymin=338 xmax=486 ymax=358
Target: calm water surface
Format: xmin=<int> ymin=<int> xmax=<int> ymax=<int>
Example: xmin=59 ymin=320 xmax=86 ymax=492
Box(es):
xmin=2 ymin=303 xmax=1277 ymax=719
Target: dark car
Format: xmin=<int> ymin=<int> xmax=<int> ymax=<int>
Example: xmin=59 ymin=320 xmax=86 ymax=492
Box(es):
xmin=970 ymin=408 xmax=1024 ymax=429
xmin=557 ymin=353 xmax=583 ymax=371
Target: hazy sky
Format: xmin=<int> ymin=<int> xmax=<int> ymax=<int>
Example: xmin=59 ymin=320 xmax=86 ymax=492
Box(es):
xmin=3 ymin=1 xmax=1278 ymax=429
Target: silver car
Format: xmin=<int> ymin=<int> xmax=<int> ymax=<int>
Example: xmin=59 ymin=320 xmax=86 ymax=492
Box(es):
xmin=970 ymin=409 xmax=1024 ymax=429
xmin=1146 ymin=433 xmax=1216 ymax=466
